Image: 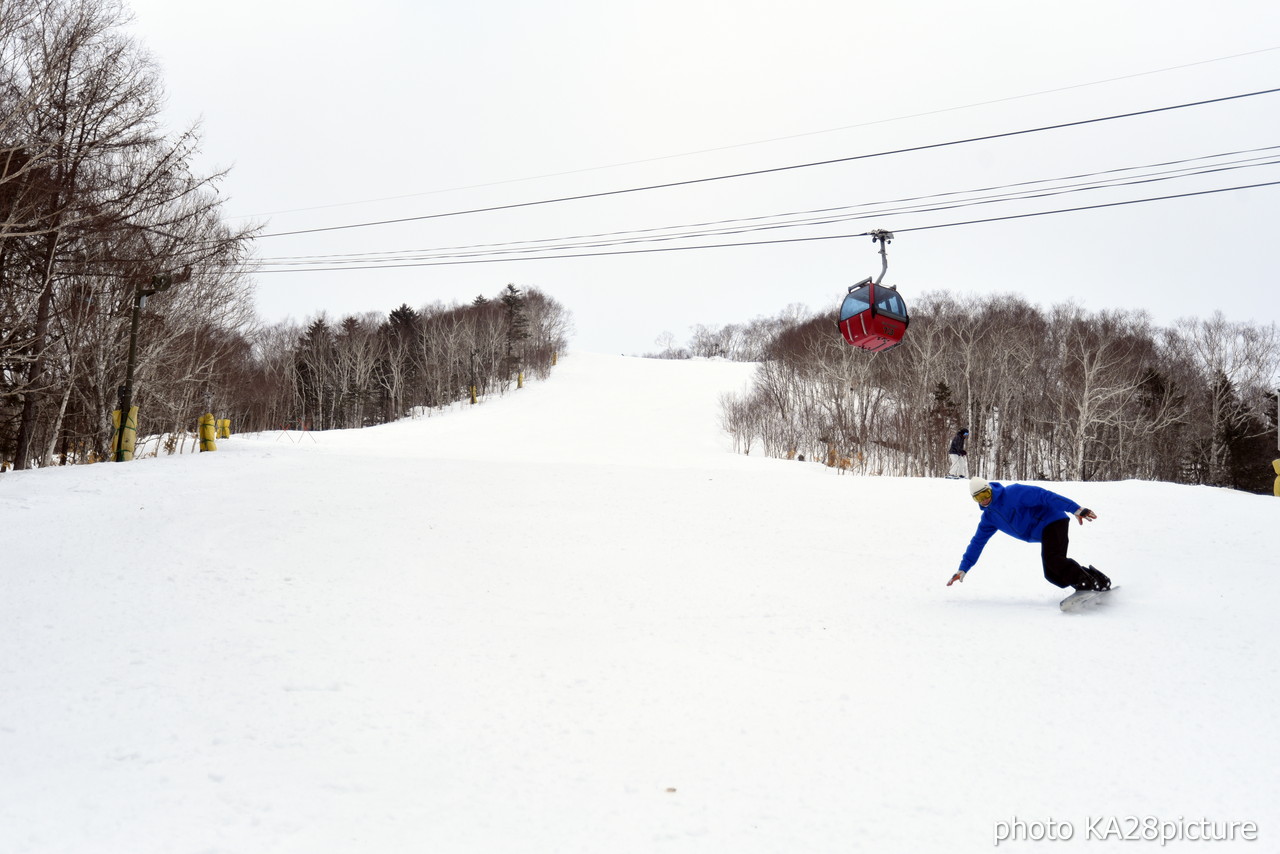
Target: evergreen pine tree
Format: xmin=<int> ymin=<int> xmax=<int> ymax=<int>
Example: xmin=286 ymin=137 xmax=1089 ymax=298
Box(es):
xmin=501 ymin=284 xmax=529 ymax=378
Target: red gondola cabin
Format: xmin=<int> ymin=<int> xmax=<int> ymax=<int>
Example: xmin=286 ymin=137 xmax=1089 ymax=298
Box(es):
xmin=838 ymin=277 xmax=909 ymax=352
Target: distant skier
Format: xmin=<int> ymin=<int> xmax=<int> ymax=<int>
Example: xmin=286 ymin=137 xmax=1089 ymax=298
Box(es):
xmin=946 ymin=429 xmax=969 ymax=479
xmin=946 ymin=477 xmax=1110 ymax=591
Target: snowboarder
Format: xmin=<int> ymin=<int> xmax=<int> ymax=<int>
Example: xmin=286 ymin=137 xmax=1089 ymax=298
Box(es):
xmin=946 ymin=477 xmax=1110 ymax=591
xmin=946 ymin=429 xmax=969 ymax=479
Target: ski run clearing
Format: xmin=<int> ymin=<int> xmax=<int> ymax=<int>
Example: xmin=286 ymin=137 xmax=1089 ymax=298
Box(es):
xmin=2 ymin=351 xmax=1275 ymax=854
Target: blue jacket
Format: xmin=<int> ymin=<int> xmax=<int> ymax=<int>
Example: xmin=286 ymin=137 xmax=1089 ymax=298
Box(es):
xmin=958 ymin=482 xmax=1080 ymax=573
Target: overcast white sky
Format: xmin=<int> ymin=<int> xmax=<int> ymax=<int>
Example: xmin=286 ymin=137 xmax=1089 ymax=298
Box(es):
xmin=124 ymin=0 xmax=1280 ymax=354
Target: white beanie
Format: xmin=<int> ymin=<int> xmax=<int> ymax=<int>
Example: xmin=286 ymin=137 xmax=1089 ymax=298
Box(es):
xmin=969 ymin=476 xmax=990 ymax=496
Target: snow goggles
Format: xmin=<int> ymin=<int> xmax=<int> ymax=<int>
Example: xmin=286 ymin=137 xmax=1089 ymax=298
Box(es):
xmin=971 ymin=486 xmax=992 ymax=503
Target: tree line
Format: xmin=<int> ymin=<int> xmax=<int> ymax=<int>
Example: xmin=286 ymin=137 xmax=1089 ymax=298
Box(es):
xmin=692 ymin=293 xmax=1278 ymax=493
xmin=1 ymin=0 xmax=573 ymax=470
xmin=232 ymin=286 xmax=572 ymax=436
xmin=1 ymin=0 xmax=256 ymax=469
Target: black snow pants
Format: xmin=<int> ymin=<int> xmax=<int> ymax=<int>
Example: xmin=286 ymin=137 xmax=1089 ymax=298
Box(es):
xmin=1040 ymin=518 xmax=1092 ymax=589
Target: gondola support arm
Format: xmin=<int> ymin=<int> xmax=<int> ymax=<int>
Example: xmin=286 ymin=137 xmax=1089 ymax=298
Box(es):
xmin=870 ymin=229 xmax=894 ymax=284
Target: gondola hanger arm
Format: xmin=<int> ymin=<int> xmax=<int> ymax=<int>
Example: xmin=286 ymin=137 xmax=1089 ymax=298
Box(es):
xmin=870 ymin=229 xmax=894 ymax=284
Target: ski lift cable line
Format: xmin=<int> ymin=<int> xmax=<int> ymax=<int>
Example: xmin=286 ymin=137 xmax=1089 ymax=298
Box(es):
xmin=236 ymin=45 xmax=1280 ymax=219
xmin=893 ymin=178 xmax=1280 ymax=236
xmin=253 ymin=145 xmax=1280 ymax=263
xmin=109 ymin=153 xmax=1277 ymax=271
xmin=254 ymin=87 xmax=1280 ymax=240
xmin=265 ymin=154 xmax=1280 ymax=263
xmin=253 ymin=157 xmax=1280 ymax=266
xmin=254 ymin=157 xmax=1280 ymax=269
xmin=252 ymin=179 xmax=1280 ymax=272
xmin=254 ymin=158 xmax=1280 ymax=269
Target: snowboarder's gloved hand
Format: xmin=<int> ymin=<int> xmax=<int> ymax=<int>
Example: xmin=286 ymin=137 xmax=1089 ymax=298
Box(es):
xmin=947 ymin=570 xmax=966 ymax=586
xmin=1074 ymin=507 xmax=1097 ymax=524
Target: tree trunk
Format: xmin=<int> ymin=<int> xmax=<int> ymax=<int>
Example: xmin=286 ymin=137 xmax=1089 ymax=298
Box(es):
xmin=12 ymin=229 xmax=60 ymax=469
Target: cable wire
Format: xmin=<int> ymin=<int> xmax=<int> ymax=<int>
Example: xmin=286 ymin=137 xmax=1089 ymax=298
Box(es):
xmin=251 ymin=180 xmax=1280 ymax=272
xmin=256 ymin=87 xmax=1280 ymax=239
xmin=237 ymin=45 xmax=1280 ymax=219
xmin=257 ymin=145 xmax=1280 ymax=263
xmin=251 ymin=154 xmax=1280 ymax=269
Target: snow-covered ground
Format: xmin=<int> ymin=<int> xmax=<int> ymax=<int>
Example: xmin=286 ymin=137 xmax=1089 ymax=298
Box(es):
xmin=2 ymin=352 xmax=1275 ymax=854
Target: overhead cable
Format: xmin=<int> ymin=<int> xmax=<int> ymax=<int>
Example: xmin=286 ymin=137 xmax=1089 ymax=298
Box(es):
xmin=239 ymin=45 xmax=1280 ymax=219
xmin=257 ymin=86 xmax=1280 ymax=240
xmin=252 ymin=180 xmax=1280 ymax=272
xmin=258 ymin=145 xmax=1280 ymax=264
xmin=252 ymin=156 xmax=1280 ymax=269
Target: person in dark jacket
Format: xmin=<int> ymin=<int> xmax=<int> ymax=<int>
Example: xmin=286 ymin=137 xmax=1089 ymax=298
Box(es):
xmin=946 ymin=429 xmax=969 ymax=479
xmin=946 ymin=477 xmax=1110 ymax=591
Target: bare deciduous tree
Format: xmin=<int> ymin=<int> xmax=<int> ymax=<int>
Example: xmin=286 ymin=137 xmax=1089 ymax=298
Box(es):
xmin=716 ymin=294 xmax=1280 ymax=492
xmin=1 ymin=0 xmax=257 ymax=469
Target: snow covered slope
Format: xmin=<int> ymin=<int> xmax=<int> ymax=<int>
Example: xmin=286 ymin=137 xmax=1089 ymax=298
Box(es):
xmin=2 ymin=352 xmax=1275 ymax=853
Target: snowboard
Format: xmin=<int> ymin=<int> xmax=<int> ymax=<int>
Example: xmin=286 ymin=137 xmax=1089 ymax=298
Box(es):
xmin=1059 ymin=586 xmax=1119 ymax=613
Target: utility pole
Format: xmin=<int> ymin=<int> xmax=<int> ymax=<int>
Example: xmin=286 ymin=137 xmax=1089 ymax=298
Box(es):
xmin=115 ymin=269 xmax=187 ymax=461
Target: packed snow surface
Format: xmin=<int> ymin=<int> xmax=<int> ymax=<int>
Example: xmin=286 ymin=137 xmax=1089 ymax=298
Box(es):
xmin=2 ymin=352 xmax=1275 ymax=853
